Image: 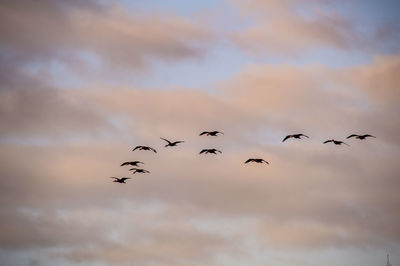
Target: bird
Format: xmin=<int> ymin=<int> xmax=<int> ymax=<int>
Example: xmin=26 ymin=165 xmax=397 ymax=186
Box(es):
xmin=323 ymin=139 xmax=350 ymax=146
xmin=282 ymin=133 xmax=309 ymax=142
xmin=200 ymin=148 xmax=222 ymax=154
xmin=347 ymin=134 xmax=376 ymax=140
xmin=110 ymin=177 xmax=131 ymax=184
xmin=199 ymin=131 xmax=224 ymax=136
xmin=160 ymin=137 xmax=184 ymax=147
xmin=129 ymin=168 xmax=150 ymax=174
xmin=132 ymin=145 xmax=157 ymax=153
xmin=245 ymin=158 xmax=269 ymax=164
xmin=120 ymin=161 xmax=144 ymax=167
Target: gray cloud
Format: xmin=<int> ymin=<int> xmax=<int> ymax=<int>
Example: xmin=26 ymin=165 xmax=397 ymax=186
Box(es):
xmin=0 ymin=0 xmax=214 ymax=70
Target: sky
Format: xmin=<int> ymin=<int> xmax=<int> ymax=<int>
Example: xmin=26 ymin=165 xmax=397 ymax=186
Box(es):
xmin=0 ymin=0 xmax=399 ymax=265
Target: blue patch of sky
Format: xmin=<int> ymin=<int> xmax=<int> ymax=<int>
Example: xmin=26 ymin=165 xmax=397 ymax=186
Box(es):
xmin=119 ymin=0 xmax=223 ymax=17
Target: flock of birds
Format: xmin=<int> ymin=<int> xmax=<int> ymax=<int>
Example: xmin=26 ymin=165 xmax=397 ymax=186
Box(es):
xmin=110 ymin=132 xmax=376 ymax=184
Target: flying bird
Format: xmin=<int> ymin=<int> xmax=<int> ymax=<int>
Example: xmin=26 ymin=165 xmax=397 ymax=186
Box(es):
xmin=132 ymin=145 xmax=157 ymax=153
xmin=245 ymin=158 xmax=269 ymax=164
xmin=160 ymin=137 xmax=184 ymax=147
xmin=347 ymin=134 xmax=376 ymax=140
xmin=110 ymin=177 xmax=131 ymax=184
xmin=129 ymin=168 xmax=150 ymax=174
xmin=200 ymin=148 xmax=222 ymax=154
xmin=282 ymin=133 xmax=309 ymax=142
xmin=120 ymin=161 xmax=144 ymax=167
xmin=323 ymin=139 xmax=350 ymax=146
xmin=199 ymin=131 xmax=224 ymax=136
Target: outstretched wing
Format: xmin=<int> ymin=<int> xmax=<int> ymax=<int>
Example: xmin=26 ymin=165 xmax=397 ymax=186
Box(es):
xmin=342 ymin=142 xmax=350 ymax=146
xmin=132 ymin=146 xmax=142 ymax=151
xmin=120 ymin=162 xmax=129 ymax=166
xmin=129 ymin=168 xmax=139 ymax=171
xmin=149 ymin=147 xmax=157 ymax=153
xmin=323 ymin=140 xmax=333 ymax=144
xmin=160 ymin=137 xmax=172 ymax=144
xmin=300 ymin=134 xmax=309 ymax=138
xmin=262 ymin=159 xmax=269 ymax=164
xmin=110 ymin=177 xmax=118 ymax=180
xmin=364 ymin=134 xmax=376 ymax=138
xmin=282 ymin=135 xmax=291 ymax=142
xmin=245 ymin=159 xmax=253 ymax=164
xmin=200 ymin=149 xmax=207 ymax=154
xmin=173 ymin=141 xmax=184 ymax=145
xmin=199 ymin=131 xmax=208 ymax=136
xmin=216 ymin=131 xmax=224 ymax=135
xmin=216 ymin=149 xmax=222 ymax=153
xmin=120 ymin=177 xmax=131 ymax=181
xmin=346 ymin=134 xmax=358 ymax=139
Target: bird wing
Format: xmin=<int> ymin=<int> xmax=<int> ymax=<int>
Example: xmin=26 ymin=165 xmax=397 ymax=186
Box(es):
xmin=217 ymin=149 xmax=222 ymax=153
xmin=245 ymin=159 xmax=253 ymax=164
xmin=364 ymin=134 xmax=376 ymax=138
xmin=160 ymin=137 xmax=172 ymax=144
xmin=200 ymin=149 xmax=207 ymax=154
xmin=173 ymin=141 xmax=184 ymax=145
xmin=342 ymin=142 xmax=350 ymax=146
xmin=149 ymin=147 xmax=157 ymax=153
xmin=120 ymin=162 xmax=129 ymax=166
xmin=200 ymin=131 xmax=208 ymax=136
xmin=110 ymin=177 xmax=118 ymax=180
xmin=282 ymin=135 xmax=291 ymax=142
xmin=300 ymin=134 xmax=309 ymax=138
xmin=132 ymin=146 xmax=141 ymax=151
xmin=347 ymin=134 xmax=358 ymax=139
xmin=120 ymin=177 xmax=131 ymax=181
xmin=323 ymin=140 xmax=333 ymax=144
xmin=262 ymin=159 xmax=269 ymax=164
xmin=129 ymin=168 xmax=139 ymax=171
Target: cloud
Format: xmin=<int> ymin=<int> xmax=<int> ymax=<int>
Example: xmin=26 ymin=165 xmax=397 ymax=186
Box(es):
xmin=228 ymin=0 xmax=395 ymax=55
xmin=1 ymin=11 xmax=400 ymax=262
xmin=0 ymin=0 xmax=215 ymax=70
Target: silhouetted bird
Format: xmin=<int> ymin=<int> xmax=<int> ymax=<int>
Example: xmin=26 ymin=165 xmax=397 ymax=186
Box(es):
xmin=160 ymin=137 xmax=184 ymax=147
xmin=282 ymin=133 xmax=309 ymax=142
xmin=323 ymin=139 xmax=349 ymax=146
xmin=129 ymin=168 xmax=150 ymax=174
xmin=347 ymin=134 xmax=376 ymax=140
xmin=110 ymin=177 xmax=131 ymax=184
xmin=245 ymin=158 xmax=269 ymax=164
xmin=120 ymin=161 xmax=144 ymax=167
xmin=200 ymin=148 xmax=222 ymax=154
xmin=132 ymin=145 xmax=157 ymax=153
xmin=199 ymin=131 xmax=224 ymax=136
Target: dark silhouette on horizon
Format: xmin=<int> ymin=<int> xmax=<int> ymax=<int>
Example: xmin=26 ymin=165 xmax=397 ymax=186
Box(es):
xmin=120 ymin=161 xmax=144 ymax=167
xmin=245 ymin=158 xmax=269 ymax=164
xmin=129 ymin=168 xmax=150 ymax=174
xmin=347 ymin=134 xmax=376 ymax=140
xmin=132 ymin=145 xmax=157 ymax=153
xmin=200 ymin=148 xmax=222 ymax=154
xmin=160 ymin=137 xmax=184 ymax=147
xmin=200 ymin=131 xmax=224 ymax=136
xmin=282 ymin=133 xmax=309 ymax=142
xmin=323 ymin=139 xmax=350 ymax=146
xmin=110 ymin=177 xmax=131 ymax=183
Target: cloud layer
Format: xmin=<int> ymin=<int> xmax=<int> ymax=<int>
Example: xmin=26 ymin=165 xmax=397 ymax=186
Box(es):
xmin=1 ymin=1 xmax=399 ymax=265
